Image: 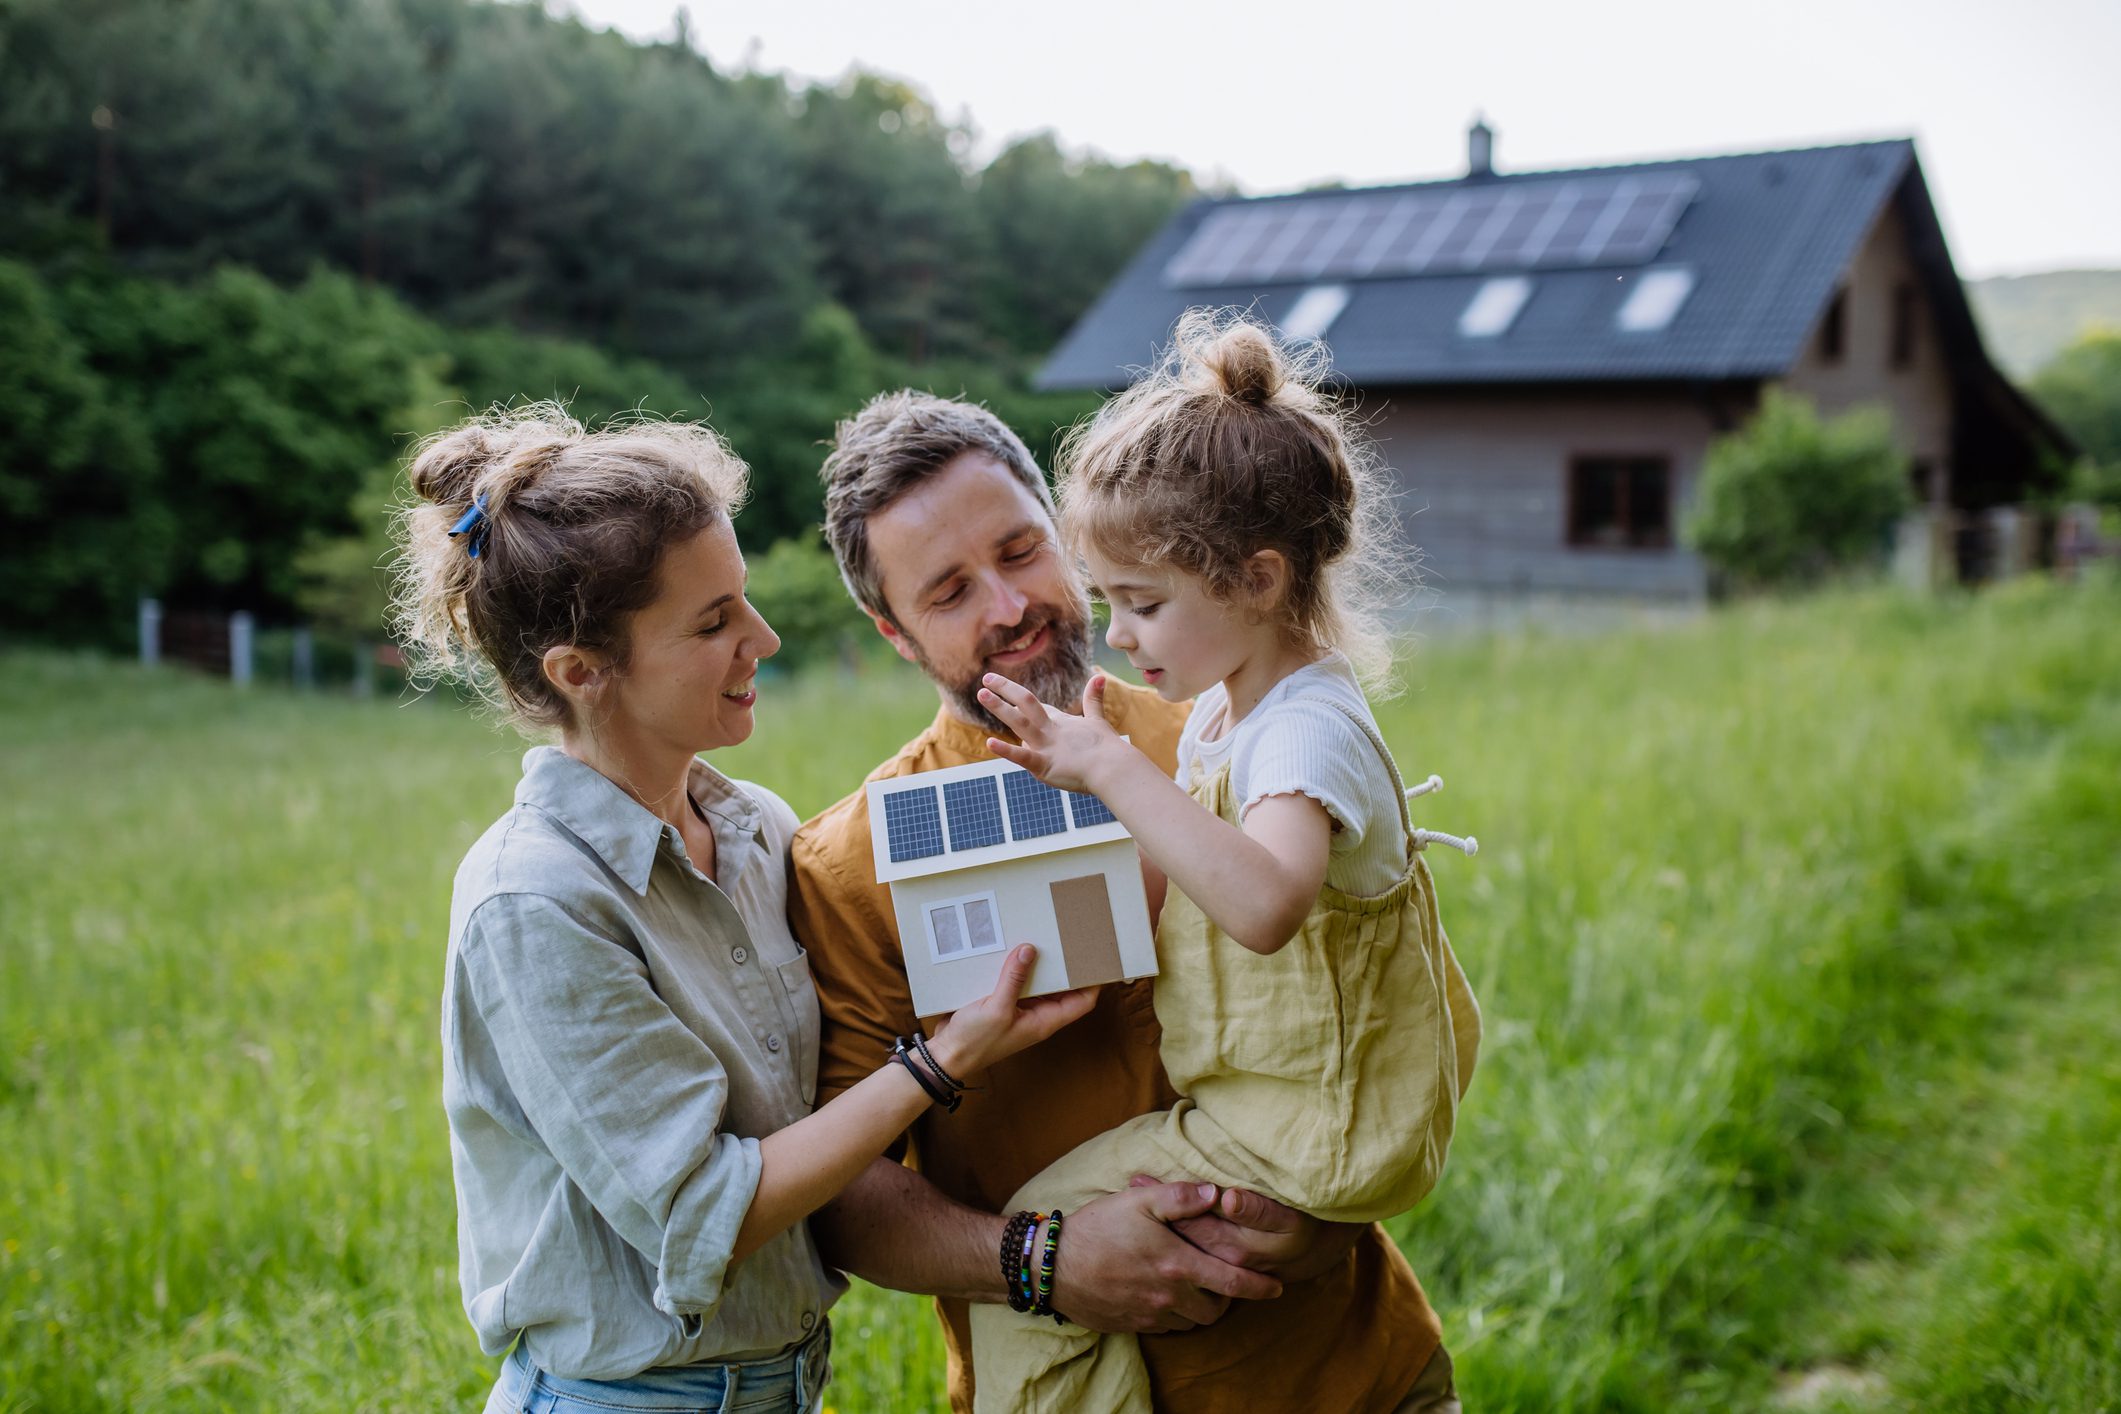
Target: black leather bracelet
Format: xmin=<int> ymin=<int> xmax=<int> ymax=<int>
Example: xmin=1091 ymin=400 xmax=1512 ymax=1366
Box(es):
xmin=912 ymin=1030 xmax=975 ymax=1093
xmin=892 ymin=1036 xmax=959 ymax=1112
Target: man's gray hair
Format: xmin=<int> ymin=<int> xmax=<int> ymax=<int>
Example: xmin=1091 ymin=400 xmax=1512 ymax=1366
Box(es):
xmin=819 ymin=390 xmax=1055 ymax=623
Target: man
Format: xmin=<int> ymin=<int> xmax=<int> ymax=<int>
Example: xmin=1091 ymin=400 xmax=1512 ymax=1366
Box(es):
xmin=787 ymin=391 xmax=1458 ymax=1412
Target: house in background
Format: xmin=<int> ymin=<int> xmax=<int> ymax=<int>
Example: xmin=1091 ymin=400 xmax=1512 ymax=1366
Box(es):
xmin=866 ymin=759 xmax=1156 ymax=1016
xmin=1040 ymin=126 xmax=2074 ymax=613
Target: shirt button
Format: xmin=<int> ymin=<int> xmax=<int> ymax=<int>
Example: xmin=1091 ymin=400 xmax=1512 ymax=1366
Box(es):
xmin=731 ymin=946 xmax=749 ymax=965
xmin=801 ymin=1311 xmax=816 ymax=1330
xmin=766 ymin=1034 xmax=782 ymax=1053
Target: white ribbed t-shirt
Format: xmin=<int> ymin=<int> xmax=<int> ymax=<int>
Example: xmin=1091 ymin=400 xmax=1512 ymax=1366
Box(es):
xmin=1174 ymin=654 xmax=1409 ymax=897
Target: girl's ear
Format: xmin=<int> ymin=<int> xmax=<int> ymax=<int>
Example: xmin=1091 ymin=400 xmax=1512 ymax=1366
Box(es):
xmin=541 ymin=643 xmax=615 ymax=710
xmin=1244 ymin=549 xmax=1290 ymax=611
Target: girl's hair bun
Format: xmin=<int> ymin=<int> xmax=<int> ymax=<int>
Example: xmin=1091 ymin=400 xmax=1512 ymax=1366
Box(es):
xmin=1193 ymin=320 xmax=1286 ymax=406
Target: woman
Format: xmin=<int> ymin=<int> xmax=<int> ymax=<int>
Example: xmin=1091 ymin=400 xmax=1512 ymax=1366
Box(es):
xmin=392 ymin=405 xmax=1091 ymax=1413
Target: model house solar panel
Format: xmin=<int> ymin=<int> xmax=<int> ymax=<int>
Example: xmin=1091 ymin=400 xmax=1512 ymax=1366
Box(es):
xmin=1002 ymin=769 xmax=1071 ymax=840
xmin=882 ymin=786 xmax=945 ymax=863
xmin=1162 ymin=174 xmax=1697 ymax=287
xmin=1067 ymin=791 xmax=1119 ymax=829
xmin=942 ymin=776 xmax=1007 ymax=852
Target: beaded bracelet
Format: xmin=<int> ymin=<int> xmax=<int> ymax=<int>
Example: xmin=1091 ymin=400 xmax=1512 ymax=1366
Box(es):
xmin=890 ymin=1037 xmax=957 ymax=1112
xmin=1033 ymin=1210 xmax=1066 ymax=1324
xmin=999 ymin=1210 xmax=1041 ymax=1313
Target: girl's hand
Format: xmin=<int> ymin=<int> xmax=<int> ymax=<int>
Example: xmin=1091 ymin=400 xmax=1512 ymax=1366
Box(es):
xmin=931 ymin=944 xmax=1099 ymax=1076
xmin=980 ymin=672 xmax=1127 ymax=795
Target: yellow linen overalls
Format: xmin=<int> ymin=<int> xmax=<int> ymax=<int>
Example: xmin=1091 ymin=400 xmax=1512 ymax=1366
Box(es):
xmin=970 ymin=700 xmax=1481 ymax=1414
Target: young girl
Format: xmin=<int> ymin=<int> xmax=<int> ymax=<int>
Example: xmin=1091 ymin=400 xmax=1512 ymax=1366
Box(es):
xmin=393 ymin=405 xmax=1093 ymax=1414
xmin=966 ymin=314 xmax=1482 ymax=1413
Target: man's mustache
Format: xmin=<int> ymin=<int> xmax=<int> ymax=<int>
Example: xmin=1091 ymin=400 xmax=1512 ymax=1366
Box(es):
xmin=976 ymin=607 xmax=1073 ymax=661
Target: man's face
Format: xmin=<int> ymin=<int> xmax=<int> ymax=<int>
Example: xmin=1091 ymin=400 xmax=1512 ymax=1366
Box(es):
xmin=864 ymin=451 xmax=1093 ymax=732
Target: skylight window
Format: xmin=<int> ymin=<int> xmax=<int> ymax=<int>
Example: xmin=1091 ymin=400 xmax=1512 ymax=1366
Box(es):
xmin=1458 ymin=276 xmax=1533 ymax=337
xmin=1616 ymin=267 xmax=1695 ymax=332
xmin=1279 ymin=284 xmax=1350 ymax=341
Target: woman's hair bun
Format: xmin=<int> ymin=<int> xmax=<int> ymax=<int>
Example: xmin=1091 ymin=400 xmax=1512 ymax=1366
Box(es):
xmin=1195 ymin=320 xmax=1285 ymax=406
xmin=406 ymin=405 xmax=584 ymax=508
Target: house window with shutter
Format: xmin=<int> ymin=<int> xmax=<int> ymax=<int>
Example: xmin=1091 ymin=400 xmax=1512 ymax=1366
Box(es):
xmin=1890 ymin=282 xmax=1919 ymax=369
xmin=1819 ymin=289 xmax=1848 ymax=363
xmin=1567 ymin=456 xmax=1673 ymax=549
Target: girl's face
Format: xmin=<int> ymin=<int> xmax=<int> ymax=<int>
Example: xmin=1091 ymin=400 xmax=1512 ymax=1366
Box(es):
xmin=1085 ymin=547 xmax=1254 ymax=704
xmin=605 ymin=517 xmax=781 ymax=754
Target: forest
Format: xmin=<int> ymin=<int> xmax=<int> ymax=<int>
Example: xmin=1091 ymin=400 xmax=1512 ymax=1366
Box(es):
xmin=0 ymin=0 xmax=1197 ymax=648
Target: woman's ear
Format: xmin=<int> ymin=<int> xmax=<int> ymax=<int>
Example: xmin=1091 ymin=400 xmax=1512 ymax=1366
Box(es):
xmin=541 ymin=643 xmax=614 ymax=710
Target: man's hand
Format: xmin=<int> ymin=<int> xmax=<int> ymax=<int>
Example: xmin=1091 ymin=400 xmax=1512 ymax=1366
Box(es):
xmin=1048 ymin=1182 xmax=1283 ymax=1334
xmin=1131 ymin=1174 xmax=1365 ymax=1284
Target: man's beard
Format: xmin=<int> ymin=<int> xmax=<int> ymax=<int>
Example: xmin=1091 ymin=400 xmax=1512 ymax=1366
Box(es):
xmin=910 ymin=600 xmax=1096 ymax=736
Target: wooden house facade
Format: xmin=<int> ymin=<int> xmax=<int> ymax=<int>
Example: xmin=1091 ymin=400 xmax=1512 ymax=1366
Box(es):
xmin=1039 ymin=130 xmax=2071 ymax=607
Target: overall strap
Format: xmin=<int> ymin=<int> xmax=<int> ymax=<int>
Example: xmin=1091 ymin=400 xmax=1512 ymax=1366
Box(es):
xmin=1301 ymin=692 xmax=1478 ymax=860
xmin=1303 ymin=693 xmax=1416 ymax=845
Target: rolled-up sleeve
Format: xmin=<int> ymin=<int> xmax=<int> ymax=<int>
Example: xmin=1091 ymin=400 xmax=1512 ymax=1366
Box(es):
xmin=458 ymin=891 xmax=762 ymax=1318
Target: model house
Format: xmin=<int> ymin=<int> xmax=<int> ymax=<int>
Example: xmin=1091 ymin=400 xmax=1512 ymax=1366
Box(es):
xmin=866 ymin=758 xmax=1157 ymax=1017
xmin=1040 ymin=126 xmax=2074 ymax=609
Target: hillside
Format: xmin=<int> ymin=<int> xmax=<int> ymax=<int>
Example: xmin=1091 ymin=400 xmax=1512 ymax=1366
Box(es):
xmin=1965 ymin=269 xmax=2121 ymax=378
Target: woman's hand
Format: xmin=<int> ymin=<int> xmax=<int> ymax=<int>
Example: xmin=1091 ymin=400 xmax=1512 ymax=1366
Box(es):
xmin=930 ymin=944 xmax=1098 ymax=1077
xmin=979 ymin=672 xmax=1130 ymax=795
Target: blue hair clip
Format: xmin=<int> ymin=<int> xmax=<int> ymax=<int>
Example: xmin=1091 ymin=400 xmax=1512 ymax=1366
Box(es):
xmin=447 ymin=493 xmax=491 ymax=559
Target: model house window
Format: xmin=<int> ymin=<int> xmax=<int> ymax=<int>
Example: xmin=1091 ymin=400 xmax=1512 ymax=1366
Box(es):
xmin=926 ymin=892 xmax=1004 ymax=963
xmin=1819 ymin=289 xmax=1848 ymax=363
xmin=1890 ymin=282 xmax=1918 ymax=369
xmin=1568 ymin=456 xmax=1673 ymax=549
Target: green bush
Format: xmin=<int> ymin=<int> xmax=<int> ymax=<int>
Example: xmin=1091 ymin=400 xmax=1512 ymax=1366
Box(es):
xmin=744 ymin=533 xmax=866 ymax=670
xmin=1684 ymin=390 xmax=1913 ymax=590
xmin=2028 ymin=328 xmax=2121 ymax=510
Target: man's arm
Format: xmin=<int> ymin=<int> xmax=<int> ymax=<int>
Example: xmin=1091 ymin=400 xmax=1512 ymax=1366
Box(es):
xmin=814 ymin=1157 xmax=1283 ymax=1333
xmin=787 ymin=803 xmax=1298 ymax=1330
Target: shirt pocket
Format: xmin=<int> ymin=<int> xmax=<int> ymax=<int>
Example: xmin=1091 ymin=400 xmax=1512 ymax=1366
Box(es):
xmin=775 ymin=949 xmax=823 ymax=1105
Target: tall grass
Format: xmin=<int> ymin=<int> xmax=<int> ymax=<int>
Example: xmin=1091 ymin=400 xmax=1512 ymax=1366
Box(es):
xmin=3 ymin=576 xmax=2116 ymax=1411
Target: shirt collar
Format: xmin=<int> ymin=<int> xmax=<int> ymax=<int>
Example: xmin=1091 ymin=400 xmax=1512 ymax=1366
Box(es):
xmin=514 ymin=746 xmax=761 ymax=895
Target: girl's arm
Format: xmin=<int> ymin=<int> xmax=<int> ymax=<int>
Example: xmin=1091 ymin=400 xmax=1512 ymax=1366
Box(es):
xmin=981 ymin=674 xmax=1330 ymax=955
xmin=733 ymin=944 xmax=1092 ymax=1261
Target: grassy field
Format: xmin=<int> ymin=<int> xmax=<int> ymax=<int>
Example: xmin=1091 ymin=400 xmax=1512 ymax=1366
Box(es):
xmin=4 ymin=576 xmax=2118 ymax=1412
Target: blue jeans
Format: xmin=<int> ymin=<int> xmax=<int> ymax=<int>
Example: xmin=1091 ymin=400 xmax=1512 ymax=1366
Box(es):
xmin=483 ymin=1322 xmax=831 ymax=1414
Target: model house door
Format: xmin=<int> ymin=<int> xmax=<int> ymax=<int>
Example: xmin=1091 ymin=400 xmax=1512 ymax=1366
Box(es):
xmin=1049 ymin=874 xmax=1124 ymax=986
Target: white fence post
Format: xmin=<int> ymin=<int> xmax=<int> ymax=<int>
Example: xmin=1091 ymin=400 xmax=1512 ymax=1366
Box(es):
xmin=292 ymin=627 xmax=315 ymax=690
xmin=138 ymin=597 xmax=162 ymax=666
xmin=229 ymin=611 xmax=255 ymax=687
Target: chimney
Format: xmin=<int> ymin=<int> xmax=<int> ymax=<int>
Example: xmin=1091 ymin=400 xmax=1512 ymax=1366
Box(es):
xmin=1467 ymin=115 xmax=1495 ymax=178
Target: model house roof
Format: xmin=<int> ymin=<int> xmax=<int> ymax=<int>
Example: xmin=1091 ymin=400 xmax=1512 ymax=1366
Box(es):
xmin=1039 ymin=137 xmax=2002 ymax=391
xmin=865 ymin=759 xmax=1130 ymax=885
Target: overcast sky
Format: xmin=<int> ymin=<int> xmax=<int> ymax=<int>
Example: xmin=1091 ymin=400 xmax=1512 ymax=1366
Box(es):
xmin=563 ymin=0 xmax=2118 ymax=279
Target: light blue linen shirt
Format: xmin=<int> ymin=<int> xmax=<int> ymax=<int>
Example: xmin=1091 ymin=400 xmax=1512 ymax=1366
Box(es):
xmin=442 ymin=746 xmax=846 ymax=1381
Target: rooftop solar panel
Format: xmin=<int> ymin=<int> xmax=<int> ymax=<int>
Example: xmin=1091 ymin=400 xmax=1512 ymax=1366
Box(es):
xmin=1068 ymin=791 xmax=1119 ymax=829
xmin=943 ymin=776 xmax=1007 ymax=852
xmin=882 ymin=786 xmax=945 ymax=864
xmin=1163 ymin=173 xmax=1698 ymax=288
xmin=1002 ymin=769 xmax=1070 ymax=840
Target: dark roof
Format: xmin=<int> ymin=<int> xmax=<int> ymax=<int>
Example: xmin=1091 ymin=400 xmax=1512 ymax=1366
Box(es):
xmin=1041 ymin=139 xmax=1936 ymax=390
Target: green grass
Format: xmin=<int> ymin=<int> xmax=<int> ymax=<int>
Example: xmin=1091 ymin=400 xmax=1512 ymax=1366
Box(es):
xmin=4 ymin=575 xmax=2118 ymax=1411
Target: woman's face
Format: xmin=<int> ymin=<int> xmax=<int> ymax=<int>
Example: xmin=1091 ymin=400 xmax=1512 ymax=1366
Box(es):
xmin=605 ymin=516 xmax=781 ymax=754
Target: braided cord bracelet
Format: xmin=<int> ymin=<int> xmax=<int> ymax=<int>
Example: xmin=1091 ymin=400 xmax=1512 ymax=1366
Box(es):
xmin=890 ymin=1036 xmax=956 ymax=1111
